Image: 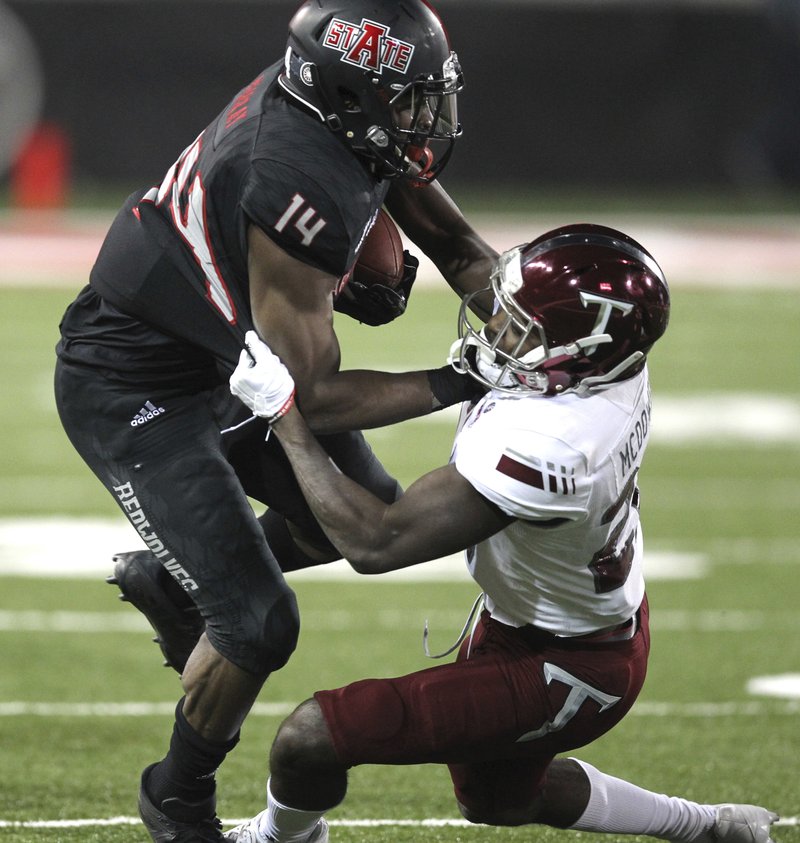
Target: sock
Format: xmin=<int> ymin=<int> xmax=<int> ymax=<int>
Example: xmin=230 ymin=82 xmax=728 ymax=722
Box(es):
xmin=569 ymin=759 xmax=717 ymax=842
xmin=146 ymin=698 xmax=239 ymax=813
xmin=258 ymin=778 xmax=327 ymax=843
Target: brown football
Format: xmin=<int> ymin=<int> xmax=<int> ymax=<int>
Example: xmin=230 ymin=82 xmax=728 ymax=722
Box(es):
xmin=351 ymin=209 xmax=405 ymax=289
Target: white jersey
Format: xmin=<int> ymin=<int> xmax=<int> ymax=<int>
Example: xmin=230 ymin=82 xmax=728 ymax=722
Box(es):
xmin=452 ymin=367 xmax=652 ymax=635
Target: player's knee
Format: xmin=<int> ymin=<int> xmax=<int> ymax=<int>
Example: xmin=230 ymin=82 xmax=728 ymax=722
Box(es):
xmin=457 ymin=799 xmax=505 ymax=826
xmin=270 ymin=699 xmax=338 ymax=777
xmin=456 ymin=798 xmax=538 ymax=827
xmin=457 ymin=799 xmax=483 ymax=824
xmin=242 ymin=589 xmax=300 ymax=675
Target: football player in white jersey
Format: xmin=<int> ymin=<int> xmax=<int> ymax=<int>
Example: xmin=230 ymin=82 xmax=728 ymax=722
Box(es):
xmin=222 ymin=225 xmax=779 ymax=843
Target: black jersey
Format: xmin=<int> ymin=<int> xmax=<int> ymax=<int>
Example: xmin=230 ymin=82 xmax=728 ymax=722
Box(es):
xmin=86 ymin=61 xmax=390 ymax=369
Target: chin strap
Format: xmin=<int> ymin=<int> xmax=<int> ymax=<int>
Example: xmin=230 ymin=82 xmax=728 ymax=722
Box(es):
xmin=448 ymin=334 xmax=484 ymax=374
xmin=529 ymin=333 xmax=613 ymax=368
xmin=408 ymin=147 xmax=436 ymax=186
xmin=572 ymin=351 xmax=645 ymax=395
xmin=449 ymin=326 xmax=641 ymax=397
xmin=424 ymin=592 xmax=485 ymax=659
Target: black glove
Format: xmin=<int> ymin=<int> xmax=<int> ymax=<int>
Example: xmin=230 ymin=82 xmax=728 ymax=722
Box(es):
xmin=334 ymin=250 xmax=419 ymax=326
xmin=427 ymin=359 xmax=488 ymax=411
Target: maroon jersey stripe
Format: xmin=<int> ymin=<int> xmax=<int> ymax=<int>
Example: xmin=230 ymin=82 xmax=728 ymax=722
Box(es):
xmin=496 ymin=454 xmax=545 ymax=490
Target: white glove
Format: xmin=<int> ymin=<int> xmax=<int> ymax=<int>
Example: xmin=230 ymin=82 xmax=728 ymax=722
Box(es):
xmin=229 ymin=330 xmax=296 ymax=422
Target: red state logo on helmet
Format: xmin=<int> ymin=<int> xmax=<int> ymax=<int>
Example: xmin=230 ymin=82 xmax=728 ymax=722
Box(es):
xmin=279 ymin=0 xmax=463 ymax=183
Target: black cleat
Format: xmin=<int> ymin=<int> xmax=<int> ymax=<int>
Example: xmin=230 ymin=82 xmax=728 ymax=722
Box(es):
xmin=108 ymin=550 xmax=204 ymax=674
xmin=138 ymin=764 xmax=224 ymax=842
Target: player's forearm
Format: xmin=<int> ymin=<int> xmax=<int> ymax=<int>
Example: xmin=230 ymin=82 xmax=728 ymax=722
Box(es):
xmin=440 ymin=240 xmax=495 ymax=321
xmin=386 ymin=180 xmax=497 ymax=318
xmin=297 ymin=365 xmax=474 ymax=434
xmin=271 ymin=407 xmax=402 ymax=572
xmin=296 ymin=369 xmax=433 ymax=434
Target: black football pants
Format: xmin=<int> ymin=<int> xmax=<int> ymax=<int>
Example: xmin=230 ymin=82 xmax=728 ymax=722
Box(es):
xmin=54 ymin=358 xmax=400 ymax=674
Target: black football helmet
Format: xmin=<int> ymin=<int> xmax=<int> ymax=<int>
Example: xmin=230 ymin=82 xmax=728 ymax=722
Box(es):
xmin=280 ymin=0 xmax=463 ymax=182
xmin=452 ymin=224 xmax=670 ymax=396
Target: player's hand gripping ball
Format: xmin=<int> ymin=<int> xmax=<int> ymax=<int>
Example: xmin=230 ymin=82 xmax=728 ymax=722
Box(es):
xmin=334 ymin=209 xmax=419 ymax=326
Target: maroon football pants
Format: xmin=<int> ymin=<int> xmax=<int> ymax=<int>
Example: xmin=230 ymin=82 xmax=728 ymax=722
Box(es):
xmin=316 ymin=599 xmax=649 ymax=816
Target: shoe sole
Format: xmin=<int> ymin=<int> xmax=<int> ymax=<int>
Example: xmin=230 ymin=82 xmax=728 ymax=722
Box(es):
xmin=107 ymin=550 xmax=204 ymax=673
xmin=139 ymin=763 xmax=224 ymax=842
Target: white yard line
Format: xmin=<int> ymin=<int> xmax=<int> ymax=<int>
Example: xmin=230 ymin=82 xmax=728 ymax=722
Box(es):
xmin=0 ymin=699 xmax=798 ymax=719
xmin=8 ymin=607 xmax=800 ymax=635
xmin=2 ymin=815 xmax=796 ymax=831
xmin=2 ymin=391 xmax=799 ymax=581
xmin=0 ymin=814 xmax=795 ymax=831
xmin=0 ymin=516 xmax=709 ymax=580
xmin=0 ymin=701 xmax=295 ymax=717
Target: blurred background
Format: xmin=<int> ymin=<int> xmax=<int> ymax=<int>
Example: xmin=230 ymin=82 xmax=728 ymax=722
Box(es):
xmin=1 ymin=2 xmax=799 ymax=839
xmin=1 ymin=0 xmax=800 ymax=206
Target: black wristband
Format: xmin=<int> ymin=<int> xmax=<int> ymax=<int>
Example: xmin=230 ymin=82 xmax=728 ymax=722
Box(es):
xmin=427 ymin=365 xmax=485 ymax=410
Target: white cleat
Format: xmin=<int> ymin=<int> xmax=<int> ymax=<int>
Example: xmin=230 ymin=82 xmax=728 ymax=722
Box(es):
xmin=307 ymin=820 xmax=329 ymax=843
xmin=222 ymin=811 xmax=269 ymax=843
xmin=711 ymin=805 xmax=780 ymax=843
xmin=223 ymin=816 xmax=328 ymax=843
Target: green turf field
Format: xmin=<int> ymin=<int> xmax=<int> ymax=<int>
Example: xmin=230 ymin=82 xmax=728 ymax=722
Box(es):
xmin=1 ymin=276 xmax=799 ymax=841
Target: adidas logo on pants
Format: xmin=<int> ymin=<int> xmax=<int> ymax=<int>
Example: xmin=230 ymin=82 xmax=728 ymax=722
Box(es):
xmin=131 ymin=400 xmax=166 ymax=427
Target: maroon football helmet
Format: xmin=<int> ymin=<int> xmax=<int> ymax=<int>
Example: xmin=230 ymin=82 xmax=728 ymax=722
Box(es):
xmin=452 ymin=224 xmax=670 ymax=396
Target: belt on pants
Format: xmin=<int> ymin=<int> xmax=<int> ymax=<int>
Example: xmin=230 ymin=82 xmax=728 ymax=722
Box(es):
xmin=520 ymin=612 xmax=638 ymax=647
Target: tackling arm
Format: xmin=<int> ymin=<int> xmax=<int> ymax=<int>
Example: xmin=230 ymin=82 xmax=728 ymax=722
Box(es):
xmin=271 ymin=404 xmax=512 ymax=573
xmin=385 ymin=179 xmax=497 ymax=321
xmin=247 ymin=225 xmax=477 ymax=433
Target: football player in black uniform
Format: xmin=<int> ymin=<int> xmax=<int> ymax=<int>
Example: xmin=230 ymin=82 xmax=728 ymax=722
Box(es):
xmin=54 ymin=1 xmax=496 ymax=841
